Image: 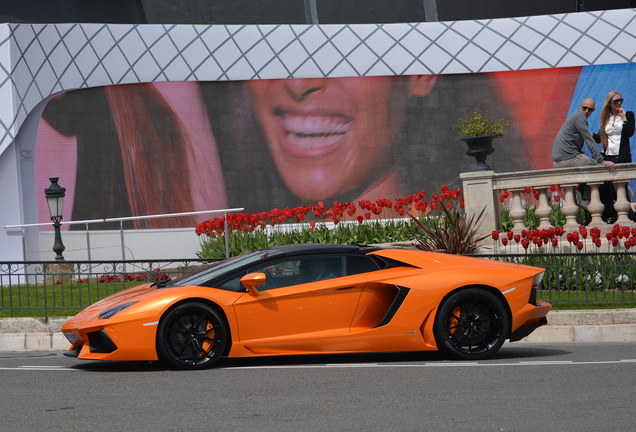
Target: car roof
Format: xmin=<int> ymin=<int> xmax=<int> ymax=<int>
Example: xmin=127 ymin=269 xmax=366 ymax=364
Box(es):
xmin=162 ymin=243 xmax=386 ymax=288
xmin=266 ymin=243 xmax=381 ymax=256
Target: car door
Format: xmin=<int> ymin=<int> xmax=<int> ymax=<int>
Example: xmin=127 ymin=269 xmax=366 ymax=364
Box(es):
xmin=232 ymin=255 xmax=369 ymax=345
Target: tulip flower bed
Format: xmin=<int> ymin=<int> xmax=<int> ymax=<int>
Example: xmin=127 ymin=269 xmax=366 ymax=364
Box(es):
xmin=196 ymin=186 xmax=463 ymax=259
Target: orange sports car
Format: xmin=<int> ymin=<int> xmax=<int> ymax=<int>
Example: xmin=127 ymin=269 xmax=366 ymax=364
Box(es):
xmin=62 ymin=244 xmax=550 ymax=369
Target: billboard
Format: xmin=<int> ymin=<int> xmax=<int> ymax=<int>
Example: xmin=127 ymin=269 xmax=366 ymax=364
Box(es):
xmin=35 ymin=63 xmax=636 ymax=229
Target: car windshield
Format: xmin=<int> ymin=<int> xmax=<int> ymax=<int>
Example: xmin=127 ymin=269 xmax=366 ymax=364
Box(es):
xmin=166 ymin=248 xmax=284 ymax=287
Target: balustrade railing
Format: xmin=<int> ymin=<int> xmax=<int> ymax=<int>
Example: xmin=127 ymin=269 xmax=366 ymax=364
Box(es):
xmin=461 ymin=163 xmax=636 ymax=239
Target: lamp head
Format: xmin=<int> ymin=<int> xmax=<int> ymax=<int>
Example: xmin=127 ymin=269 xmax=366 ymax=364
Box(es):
xmin=44 ymin=177 xmax=66 ymax=220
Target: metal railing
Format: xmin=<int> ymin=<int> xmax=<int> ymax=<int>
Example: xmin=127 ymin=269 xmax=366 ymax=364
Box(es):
xmin=4 ymin=208 xmax=245 ymax=260
xmin=1 ymin=252 xmax=635 ymax=319
xmin=483 ymin=252 xmax=636 ymax=308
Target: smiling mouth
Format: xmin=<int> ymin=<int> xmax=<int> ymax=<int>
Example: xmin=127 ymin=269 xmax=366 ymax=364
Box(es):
xmin=277 ymin=112 xmax=353 ymax=152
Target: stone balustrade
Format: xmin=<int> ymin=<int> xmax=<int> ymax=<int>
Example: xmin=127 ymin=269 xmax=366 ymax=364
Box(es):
xmin=460 ymin=163 xmax=636 ymax=239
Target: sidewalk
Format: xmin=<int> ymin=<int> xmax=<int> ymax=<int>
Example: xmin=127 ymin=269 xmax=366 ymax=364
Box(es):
xmin=1 ymin=309 xmax=635 ymax=352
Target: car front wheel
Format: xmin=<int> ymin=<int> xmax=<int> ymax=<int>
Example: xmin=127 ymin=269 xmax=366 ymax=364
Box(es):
xmin=156 ymin=302 xmax=228 ymax=370
xmin=433 ymin=288 xmax=509 ymax=360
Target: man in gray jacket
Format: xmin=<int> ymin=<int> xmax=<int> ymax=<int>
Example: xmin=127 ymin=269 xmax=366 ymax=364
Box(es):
xmin=552 ymin=97 xmax=615 ymax=170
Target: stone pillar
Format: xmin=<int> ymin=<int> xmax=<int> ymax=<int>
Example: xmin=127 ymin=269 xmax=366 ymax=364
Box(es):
xmin=587 ymin=183 xmax=605 ymax=227
xmin=460 ymin=170 xmax=497 ymax=240
xmin=508 ymin=189 xmax=526 ymax=231
xmin=561 ymin=184 xmax=580 ymax=230
xmin=614 ymin=181 xmax=631 ymax=225
xmin=44 ymin=263 xmax=75 ymax=286
xmin=535 ymin=186 xmax=553 ymax=229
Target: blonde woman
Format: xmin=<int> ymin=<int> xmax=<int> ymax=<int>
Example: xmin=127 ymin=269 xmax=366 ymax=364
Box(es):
xmin=595 ymin=90 xmax=635 ymax=221
xmin=597 ymin=91 xmax=634 ymax=163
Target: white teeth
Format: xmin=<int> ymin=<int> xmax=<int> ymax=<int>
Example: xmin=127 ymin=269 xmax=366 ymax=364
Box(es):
xmin=282 ymin=114 xmax=351 ymax=138
xmin=286 ymin=134 xmax=344 ymax=148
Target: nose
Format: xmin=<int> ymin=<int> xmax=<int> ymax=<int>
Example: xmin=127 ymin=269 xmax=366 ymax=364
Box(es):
xmin=283 ymin=79 xmax=326 ymax=101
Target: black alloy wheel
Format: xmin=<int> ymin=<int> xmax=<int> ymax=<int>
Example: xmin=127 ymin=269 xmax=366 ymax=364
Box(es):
xmin=433 ymin=288 xmax=509 ymax=360
xmin=157 ymin=302 xmax=228 ymax=370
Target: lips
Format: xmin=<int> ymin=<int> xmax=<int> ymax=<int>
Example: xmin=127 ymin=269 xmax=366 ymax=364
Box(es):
xmin=275 ymin=112 xmax=353 ymax=156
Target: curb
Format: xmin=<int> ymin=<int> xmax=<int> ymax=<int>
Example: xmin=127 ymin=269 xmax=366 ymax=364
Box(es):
xmin=518 ymin=324 xmax=636 ymax=343
xmin=1 ymin=310 xmax=636 ymax=352
xmin=517 ymin=309 xmax=636 ymax=343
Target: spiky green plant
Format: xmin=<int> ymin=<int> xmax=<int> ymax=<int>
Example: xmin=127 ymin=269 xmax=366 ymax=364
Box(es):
xmin=407 ymin=201 xmax=487 ymax=254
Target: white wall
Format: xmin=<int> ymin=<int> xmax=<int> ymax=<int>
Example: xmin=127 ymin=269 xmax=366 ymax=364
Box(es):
xmin=0 ymin=142 xmax=25 ymax=261
xmin=37 ymin=227 xmax=204 ymax=261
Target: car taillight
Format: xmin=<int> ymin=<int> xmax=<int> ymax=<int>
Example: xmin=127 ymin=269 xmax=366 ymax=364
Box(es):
xmin=529 ymin=271 xmax=544 ymax=305
xmin=63 ymin=332 xmax=79 ymax=343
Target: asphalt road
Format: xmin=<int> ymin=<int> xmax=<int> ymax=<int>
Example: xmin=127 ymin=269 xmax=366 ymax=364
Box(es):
xmin=1 ymin=342 xmax=635 ymax=432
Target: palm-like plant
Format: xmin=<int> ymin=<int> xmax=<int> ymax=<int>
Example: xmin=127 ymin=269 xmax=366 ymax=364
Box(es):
xmin=408 ymin=200 xmax=487 ymax=254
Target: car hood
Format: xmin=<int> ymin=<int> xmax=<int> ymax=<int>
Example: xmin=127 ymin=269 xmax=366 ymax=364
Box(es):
xmin=80 ymin=283 xmax=157 ymax=314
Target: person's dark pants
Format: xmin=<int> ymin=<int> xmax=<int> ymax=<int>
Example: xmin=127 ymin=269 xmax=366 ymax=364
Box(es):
xmin=601 ymin=155 xmax=620 ymax=222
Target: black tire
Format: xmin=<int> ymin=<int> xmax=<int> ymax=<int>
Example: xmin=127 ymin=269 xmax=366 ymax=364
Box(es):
xmin=156 ymin=302 xmax=228 ymax=370
xmin=433 ymin=288 xmax=509 ymax=360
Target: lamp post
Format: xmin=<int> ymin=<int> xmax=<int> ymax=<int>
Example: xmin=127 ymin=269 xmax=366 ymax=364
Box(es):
xmin=44 ymin=177 xmax=66 ymax=260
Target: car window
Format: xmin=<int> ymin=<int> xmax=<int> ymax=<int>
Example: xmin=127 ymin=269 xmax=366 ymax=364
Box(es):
xmin=214 ymin=272 xmax=248 ymax=292
xmin=215 ymin=254 xmax=381 ymax=292
xmin=169 ymin=249 xmax=283 ymax=287
xmin=346 ymin=255 xmax=381 ymax=275
xmin=253 ymin=256 xmax=344 ymax=290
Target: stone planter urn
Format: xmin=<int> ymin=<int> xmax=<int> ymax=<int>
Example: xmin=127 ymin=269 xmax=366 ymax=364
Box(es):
xmin=458 ymin=134 xmax=502 ymax=171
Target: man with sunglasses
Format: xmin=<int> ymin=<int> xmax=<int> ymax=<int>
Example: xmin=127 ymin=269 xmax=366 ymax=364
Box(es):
xmin=552 ymin=97 xmax=615 ymax=223
xmin=552 ymin=97 xmax=616 ymax=170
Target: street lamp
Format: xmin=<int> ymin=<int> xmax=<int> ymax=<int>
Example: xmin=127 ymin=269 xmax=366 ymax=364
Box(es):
xmin=44 ymin=177 xmax=66 ymax=260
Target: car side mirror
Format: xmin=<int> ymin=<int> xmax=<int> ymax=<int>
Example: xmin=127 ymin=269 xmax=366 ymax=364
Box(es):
xmin=240 ymin=272 xmax=267 ymax=295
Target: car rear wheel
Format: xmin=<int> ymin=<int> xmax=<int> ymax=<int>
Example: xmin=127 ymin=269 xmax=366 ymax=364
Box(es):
xmin=156 ymin=302 xmax=228 ymax=370
xmin=433 ymin=288 xmax=509 ymax=360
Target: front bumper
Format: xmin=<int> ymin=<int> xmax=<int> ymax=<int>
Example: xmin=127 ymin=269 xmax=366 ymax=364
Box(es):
xmin=62 ymin=317 xmax=160 ymax=362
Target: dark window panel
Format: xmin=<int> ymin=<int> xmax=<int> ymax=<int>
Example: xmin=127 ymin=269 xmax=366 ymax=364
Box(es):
xmin=0 ymin=0 xmax=145 ymax=23
xmin=317 ymin=0 xmax=426 ymax=24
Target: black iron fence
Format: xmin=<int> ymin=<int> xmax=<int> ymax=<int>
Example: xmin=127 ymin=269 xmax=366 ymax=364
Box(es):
xmin=1 ymin=253 xmax=635 ymax=319
xmin=483 ymin=252 xmax=636 ymax=309
xmin=0 ymin=259 xmax=215 ymax=319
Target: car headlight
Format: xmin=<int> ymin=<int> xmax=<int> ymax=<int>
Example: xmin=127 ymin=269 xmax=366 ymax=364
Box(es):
xmin=99 ymin=301 xmax=138 ymax=320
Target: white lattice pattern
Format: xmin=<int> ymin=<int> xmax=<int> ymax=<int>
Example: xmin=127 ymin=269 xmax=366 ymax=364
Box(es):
xmin=1 ymin=9 xmax=636 ymax=154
